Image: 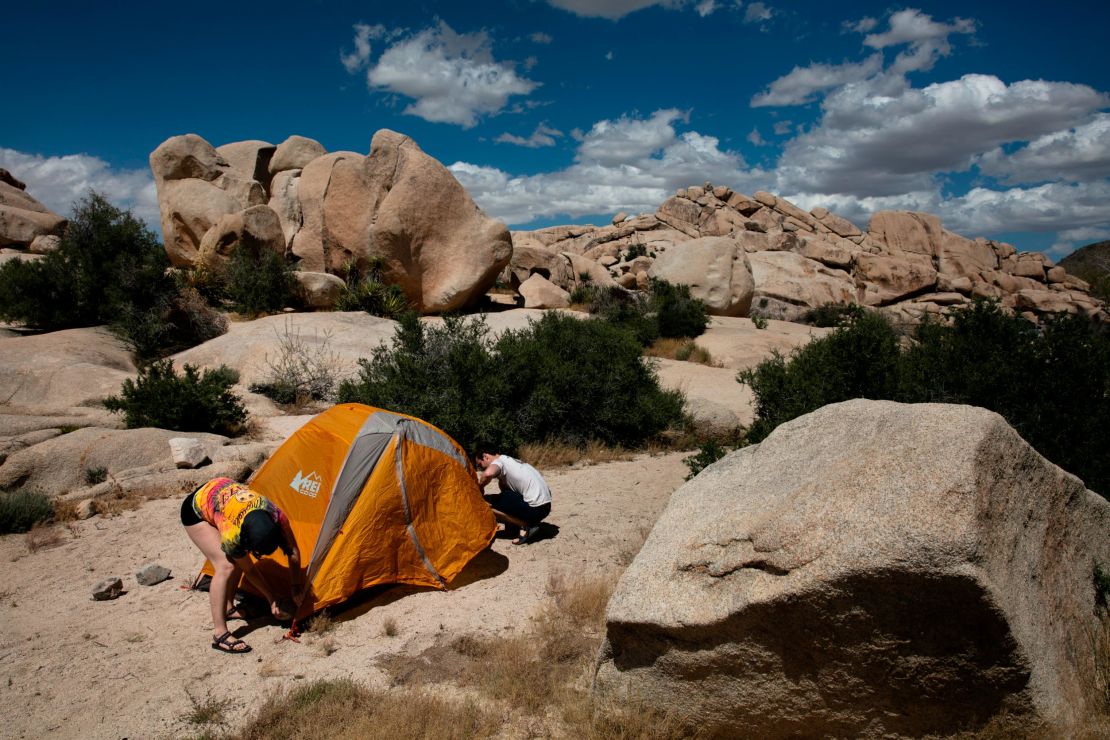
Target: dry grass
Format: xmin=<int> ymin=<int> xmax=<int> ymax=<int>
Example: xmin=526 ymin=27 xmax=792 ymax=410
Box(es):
xmin=25 ymin=523 xmax=63 ymax=552
xmin=233 ymin=679 xmax=500 ymax=740
xmin=90 ymin=489 xmax=146 ymax=517
xmin=183 ymin=687 xmax=233 ymax=727
xmin=643 ymin=337 xmax=718 ymax=366
xmin=520 ymin=439 xmax=635 ymax=469
xmin=382 ymin=617 xmax=399 ymax=637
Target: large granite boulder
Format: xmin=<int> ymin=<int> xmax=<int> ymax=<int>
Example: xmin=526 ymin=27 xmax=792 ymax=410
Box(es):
xmin=748 ymin=251 xmax=856 ymax=321
xmin=269 ymin=135 xmax=327 ymax=175
xmin=648 ymin=236 xmax=754 ymax=317
xmin=215 ymin=139 xmax=276 ymax=193
xmin=594 ymin=400 xmax=1110 ymax=737
xmin=196 ymin=204 xmax=285 ymax=266
xmin=0 ymin=327 xmax=136 ymax=409
xmin=150 ymin=134 xmax=267 ymax=267
xmin=0 ymin=180 xmax=66 ymax=248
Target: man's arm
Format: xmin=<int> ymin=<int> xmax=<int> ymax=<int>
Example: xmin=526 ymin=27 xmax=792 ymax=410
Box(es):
xmin=476 ymin=462 xmax=500 ymax=491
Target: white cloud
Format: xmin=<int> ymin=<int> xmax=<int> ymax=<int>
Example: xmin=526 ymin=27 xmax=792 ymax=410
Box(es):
xmin=605 ymin=51 xmax=614 ymax=60
xmin=861 ymin=9 xmax=976 ymax=74
xmin=747 ymin=127 xmax=765 ymax=145
xmin=340 ymin=23 xmax=385 ymax=74
xmin=1048 ymin=225 xmax=1110 ymax=259
xmin=365 ymin=21 xmax=538 ymax=128
xmin=772 ymin=120 xmax=794 ymax=135
xmin=776 ymin=74 xmax=1110 ymax=197
xmin=751 ymin=54 xmax=883 ymax=107
xmin=844 ymin=16 xmax=877 ymax=34
xmin=695 ymin=0 xmax=717 ymax=17
xmin=977 ymin=113 xmax=1110 ymax=184
xmin=0 ymin=148 xmax=159 ymax=231
xmin=450 ymin=110 xmax=766 ymax=224
xmin=545 ymin=0 xmax=677 ymax=20
xmin=496 ymin=123 xmax=564 ymax=148
xmin=529 ymin=32 xmax=553 ymax=44
xmin=743 ymin=2 xmax=772 ymax=24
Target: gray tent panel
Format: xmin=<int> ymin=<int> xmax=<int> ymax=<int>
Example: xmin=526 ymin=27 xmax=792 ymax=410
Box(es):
xmin=359 ymin=410 xmax=469 ymax=468
xmin=394 ymin=419 xmax=446 ymax=587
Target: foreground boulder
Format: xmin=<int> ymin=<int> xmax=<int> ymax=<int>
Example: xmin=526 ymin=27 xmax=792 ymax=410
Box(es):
xmin=0 ymin=178 xmax=66 ymax=248
xmin=594 ymin=400 xmax=1110 ymax=736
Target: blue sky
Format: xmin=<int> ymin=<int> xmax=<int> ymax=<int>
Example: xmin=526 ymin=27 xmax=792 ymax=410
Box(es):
xmin=3 ymin=1 xmax=1109 ymax=257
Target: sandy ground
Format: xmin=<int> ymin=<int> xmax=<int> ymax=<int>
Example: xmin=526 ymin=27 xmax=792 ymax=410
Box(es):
xmin=0 ymin=451 xmax=689 ymax=740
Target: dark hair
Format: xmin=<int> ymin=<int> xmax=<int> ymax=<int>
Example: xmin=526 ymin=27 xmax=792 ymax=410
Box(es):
xmin=240 ymin=509 xmax=286 ymax=557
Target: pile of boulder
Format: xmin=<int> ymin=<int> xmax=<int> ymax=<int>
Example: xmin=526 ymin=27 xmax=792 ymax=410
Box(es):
xmin=0 ymin=168 xmax=66 ymax=264
xmin=149 ymin=131 xmax=512 ymax=313
xmin=511 ymin=183 xmax=1106 ymax=324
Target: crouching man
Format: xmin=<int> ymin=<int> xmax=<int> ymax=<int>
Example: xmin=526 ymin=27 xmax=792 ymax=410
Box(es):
xmin=474 ymin=449 xmax=552 ymax=545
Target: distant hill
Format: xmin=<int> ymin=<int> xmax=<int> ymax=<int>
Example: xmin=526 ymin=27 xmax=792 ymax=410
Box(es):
xmin=1060 ymin=241 xmax=1110 ymax=301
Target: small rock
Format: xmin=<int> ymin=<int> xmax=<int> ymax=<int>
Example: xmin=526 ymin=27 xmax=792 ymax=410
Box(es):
xmin=612 ymin=211 xmax=628 ymax=226
xmin=75 ymin=499 xmax=95 ymax=520
xmin=92 ymin=577 xmax=124 ymax=601
xmin=136 ymin=563 xmax=172 ymax=586
xmin=169 ymin=437 xmax=210 ymax=469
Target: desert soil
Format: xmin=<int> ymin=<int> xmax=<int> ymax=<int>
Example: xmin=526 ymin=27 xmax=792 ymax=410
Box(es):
xmin=0 ymin=451 xmax=689 ymax=739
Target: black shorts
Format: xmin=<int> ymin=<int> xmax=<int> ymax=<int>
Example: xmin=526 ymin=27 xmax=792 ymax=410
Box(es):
xmin=180 ymin=492 xmax=203 ymax=526
xmin=489 ymin=488 xmax=550 ymax=525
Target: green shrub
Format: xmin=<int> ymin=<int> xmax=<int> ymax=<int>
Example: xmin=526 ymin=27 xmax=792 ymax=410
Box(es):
xmin=103 ymin=359 xmax=247 ymax=435
xmin=190 ymin=241 xmax=298 ymax=317
xmin=740 ymin=310 xmax=901 ymax=443
xmin=803 ymin=302 xmax=865 ymax=328
xmin=0 ymin=191 xmax=196 ymax=359
xmin=338 ymin=312 xmax=685 ymax=452
xmin=0 ymin=489 xmax=54 ymax=534
xmin=248 ymin=322 xmax=342 ymax=407
xmin=752 ymin=315 xmax=769 ymax=330
xmin=84 ymin=466 xmax=108 ymax=486
xmin=650 ymin=278 xmax=709 ymax=339
xmin=623 ymin=243 xmax=648 ymax=260
xmin=683 ymin=439 xmax=727 ymax=480
xmin=741 ymin=300 xmax=1110 ymax=497
xmin=334 ymin=258 xmax=409 ymax=318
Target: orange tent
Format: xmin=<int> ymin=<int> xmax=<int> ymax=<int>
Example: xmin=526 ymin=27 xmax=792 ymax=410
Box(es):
xmin=200 ymin=403 xmax=496 ymax=618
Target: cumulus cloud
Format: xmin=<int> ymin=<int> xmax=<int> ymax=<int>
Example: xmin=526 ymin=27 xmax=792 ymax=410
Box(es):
xmin=450 ymin=110 xmax=766 ymax=224
xmin=977 ymin=113 xmax=1110 ymax=184
xmin=364 ymin=21 xmax=538 ymax=128
xmin=772 ymin=120 xmax=794 ymax=135
xmin=743 ymin=2 xmax=773 ymax=24
xmin=751 ymin=54 xmax=883 ymax=107
xmin=843 ymin=16 xmax=877 ymax=34
xmin=0 ymin=148 xmax=159 ymax=230
xmin=529 ymin=32 xmax=553 ymax=44
xmin=496 ymin=123 xmax=564 ymax=148
xmin=695 ymin=0 xmax=717 ymax=17
xmin=776 ymin=74 xmax=1110 ymax=197
xmin=861 ymin=9 xmax=976 ymax=74
xmin=340 ymin=23 xmax=386 ymax=73
xmin=1048 ymin=225 xmax=1110 ymax=259
xmin=747 ymin=127 xmax=765 ymax=145
xmin=545 ymin=0 xmax=677 ymax=20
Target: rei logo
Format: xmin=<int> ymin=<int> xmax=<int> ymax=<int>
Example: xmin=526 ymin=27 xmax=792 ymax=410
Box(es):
xmin=290 ymin=470 xmax=323 ymax=498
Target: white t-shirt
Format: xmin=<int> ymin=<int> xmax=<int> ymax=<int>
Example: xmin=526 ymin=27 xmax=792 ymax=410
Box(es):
xmin=491 ymin=455 xmax=552 ymax=507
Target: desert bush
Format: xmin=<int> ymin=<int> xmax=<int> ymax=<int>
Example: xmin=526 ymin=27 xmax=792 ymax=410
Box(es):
xmin=683 ymin=439 xmax=727 ymax=480
xmin=740 ymin=310 xmax=901 ymax=443
xmin=803 ymin=302 xmax=865 ymax=327
xmin=650 ymin=278 xmax=710 ymax=338
xmin=248 ymin=321 xmax=343 ymax=407
xmin=752 ymin=315 xmax=769 ymax=330
xmin=0 ymin=191 xmax=203 ymax=359
xmin=103 ymin=359 xmax=247 ymax=435
xmin=0 ymin=489 xmax=54 ymax=534
xmin=338 ymin=312 xmax=685 ymax=452
xmin=741 ymin=301 xmax=1110 ymax=497
xmin=84 ymin=466 xmax=108 ymax=486
xmin=334 ymin=257 xmax=409 ymax=318
xmin=191 ymin=242 xmax=298 ymax=317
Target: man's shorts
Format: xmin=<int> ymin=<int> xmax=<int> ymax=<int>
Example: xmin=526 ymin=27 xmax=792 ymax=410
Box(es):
xmin=490 ymin=488 xmax=550 ymax=524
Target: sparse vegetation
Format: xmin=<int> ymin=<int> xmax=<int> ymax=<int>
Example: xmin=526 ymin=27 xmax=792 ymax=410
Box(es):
xmin=644 ymin=337 xmax=716 ymax=365
xmin=183 ymin=688 xmax=233 ymax=727
xmin=740 ymin=301 xmax=1110 ymax=497
xmin=25 ymin=523 xmax=64 ymax=552
xmin=83 ymin=466 xmax=108 ymax=486
xmin=519 ymin=439 xmax=634 ymax=469
xmin=752 ymin=315 xmax=769 ymax=330
xmin=0 ymin=192 xmax=224 ymax=359
xmin=683 ymin=439 xmax=727 ymax=480
xmin=334 ymin=257 xmax=410 ymax=318
xmin=0 ymin=489 xmax=54 ymax=534
xmin=248 ymin=321 xmax=344 ymax=407
xmin=382 ymin=617 xmax=398 ymax=637
xmin=103 ymin=359 xmax=247 ymax=436
xmin=572 ymin=278 xmax=709 ymax=346
xmin=802 ymin=302 xmax=865 ymax=327
xmin=338 ymin=312 xmax=684 ymax=453
xmin=194 ymin=242 xmax=299 ymax=318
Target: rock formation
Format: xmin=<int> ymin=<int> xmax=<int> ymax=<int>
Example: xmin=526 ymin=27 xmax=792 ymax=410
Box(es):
xmin=512 ymin=183 xmax=1106 ymax=324
xmin=150 ymin=131 xmax=512 ymax=313
xmin=593 ymin=399 xmax=1110 ymax=736
xmin=0 ymin=168 xmax=66 ymax=257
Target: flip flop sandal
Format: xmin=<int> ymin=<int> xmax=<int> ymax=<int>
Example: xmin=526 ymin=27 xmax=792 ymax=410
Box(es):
xmin=212 ymin=630 xmax=252 ymax=654
xmin=225 ymin=605 xmax=254 ymax=620
xmin=513 ymin=525 xmax=541 ymax=545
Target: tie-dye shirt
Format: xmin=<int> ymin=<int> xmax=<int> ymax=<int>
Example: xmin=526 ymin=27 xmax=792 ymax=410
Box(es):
xmin=191 ymin=477 xmax=288 ymax=557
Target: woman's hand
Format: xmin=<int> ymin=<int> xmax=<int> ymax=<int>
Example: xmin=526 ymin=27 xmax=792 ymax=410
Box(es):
xmin=271 ymin=599 xmax=293 ymax=620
